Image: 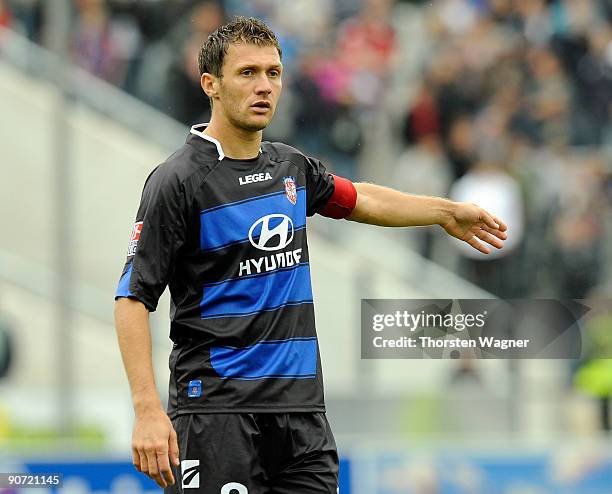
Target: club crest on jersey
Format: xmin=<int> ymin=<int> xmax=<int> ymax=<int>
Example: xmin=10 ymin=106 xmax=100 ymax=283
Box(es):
xmin=283 ymin=176 xmax=297 ymax=205
xmin=127 ymin=221 xmax=143 ymax=256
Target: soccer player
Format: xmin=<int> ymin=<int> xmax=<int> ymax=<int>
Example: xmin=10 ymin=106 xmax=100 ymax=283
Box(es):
xmin=114 ymin=17 xmax=507 ymax=494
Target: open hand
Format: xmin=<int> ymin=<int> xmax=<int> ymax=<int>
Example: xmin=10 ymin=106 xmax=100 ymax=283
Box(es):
xmin=132 ymin=408 xmax=180 ymax=488
xmin=441 ymin=202 xmax=508 ymax=254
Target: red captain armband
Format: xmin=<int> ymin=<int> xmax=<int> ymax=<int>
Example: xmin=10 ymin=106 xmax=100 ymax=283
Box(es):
xmin=319 ymin=174 xmax=357 ymax=219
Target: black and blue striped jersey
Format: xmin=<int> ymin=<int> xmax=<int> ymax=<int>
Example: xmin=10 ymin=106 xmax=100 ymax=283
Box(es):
xmin=115 ymin=124 xmax=336 ymax=415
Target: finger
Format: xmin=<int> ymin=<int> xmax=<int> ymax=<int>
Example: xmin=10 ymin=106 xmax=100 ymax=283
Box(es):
xmin=157 ymin=449 xmax=175 ymax=486
xmin=481 ymin=212 xmax=507 ymax=232
xmin=169 ymin=429 xmax=180 ymax=467
xmin=475 ymin=229 xmax=504 ymax=249
xmin=495 ymin=216 xmax=508 ymax=232
xmin=491 ymin=215 xmax=508 ymax=232
xmin=466 ymin=235 xmax=491 ymax=254
xmin=132 ymin=447 xmax=141 ymax=471
xmin=145 ymin=446 xmax=166 ymax=488
xmin=482 ymin=224 xmax=508 ymax=240
xmin=137 ymin=449 xmax=148 ymax=475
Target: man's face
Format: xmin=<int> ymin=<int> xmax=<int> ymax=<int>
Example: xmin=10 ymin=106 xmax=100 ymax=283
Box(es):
xmin=213 ymin=43 xmax=283 ymax=132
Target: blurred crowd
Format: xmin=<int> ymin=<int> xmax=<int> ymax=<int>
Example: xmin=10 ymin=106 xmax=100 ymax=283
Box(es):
xmin=1 ymin=0 xmax=398 ymax=177
xmin=2 ymin=0 xmax=612 ymax=300
xmin=398 ymin=0 xmax=612 ymax=302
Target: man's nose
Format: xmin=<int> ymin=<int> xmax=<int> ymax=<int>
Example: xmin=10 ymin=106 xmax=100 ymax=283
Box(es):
xmin=254 ymin=73 xmax=272 ymax=94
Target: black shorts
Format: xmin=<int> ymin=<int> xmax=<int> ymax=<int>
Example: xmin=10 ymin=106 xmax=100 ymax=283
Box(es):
xmin=164 ymin=412 xmax=339 ymax=494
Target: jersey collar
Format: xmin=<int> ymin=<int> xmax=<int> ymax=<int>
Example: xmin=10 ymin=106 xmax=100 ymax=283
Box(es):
xmin=190 ymin=123 xmax=225 ymax=161
xmin=190 ymin=123 xmax=263 ymax=161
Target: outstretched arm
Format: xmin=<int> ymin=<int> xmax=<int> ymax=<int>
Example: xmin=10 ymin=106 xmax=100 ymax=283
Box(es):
xmin=346 ymin=183 xmax=508 ymax=254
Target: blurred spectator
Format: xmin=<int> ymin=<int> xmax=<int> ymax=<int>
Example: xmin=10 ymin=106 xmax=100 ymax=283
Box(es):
xmin=0 ymin=0 xmax=12 ymax=29
xmin=445 ymin=116 xmax=477 ymax=179
xmin=513 ymin=0 xmax=553 ymax=45
xmin=165 ymin=33 xmax=211 ymax=126
xmin=395 ymin=86 xmax=452 ymax=258
xmin=403 ymin=81 xmax=440 ymax=145
xmin=393 ymin=132 xmax=452 ymax=258
xmin=0 ymin=311 xmax=14 ymax=380
xmin=549 ymin=155 xmax=607 ymax=298
xmin=290 ymin=52 xmax=334 ymax=157
xmin=449 ymin=158 xmax=525 ymax=298
xmin=5 ymin=0 xmax=41 ymax=41
xmin=558 ymin=26 xmax=612 ymax=145
xmin=334 ymin=0 xmax=397 ymax=108
xmin=137 ymin=0 xmax=223 ymax=120
xmin=72 ymin=0 xmax=142 ymax=88
xmin=394 ymin=135 xmax=452 ymax=203
xmin=524 ymin=47 xmax=571 ymax=146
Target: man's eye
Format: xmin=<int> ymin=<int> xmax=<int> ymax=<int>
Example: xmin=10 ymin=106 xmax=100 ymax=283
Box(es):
xmin=242 ymin=70 xmax=253 ymax=76
xmin=269 ymin=70 xmax=279 ymax=77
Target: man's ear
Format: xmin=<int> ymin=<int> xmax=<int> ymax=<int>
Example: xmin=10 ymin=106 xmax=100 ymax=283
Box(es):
xmin=201 ymin=73 xmax=218 ymax=99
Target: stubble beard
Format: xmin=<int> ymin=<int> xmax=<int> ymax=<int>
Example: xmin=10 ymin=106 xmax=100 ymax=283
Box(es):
xmin=227 ymin=106 xmax=272 ymax=133
xmin=219 ymin=85 xmax=274 ymax=133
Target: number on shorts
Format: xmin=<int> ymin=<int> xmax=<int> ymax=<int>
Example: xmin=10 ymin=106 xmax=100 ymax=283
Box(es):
xmin=220 ymin=482 xmax=248 ymax=494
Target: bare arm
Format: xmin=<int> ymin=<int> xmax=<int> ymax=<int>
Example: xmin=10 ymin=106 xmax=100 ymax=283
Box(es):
xmin=346 ymin=183 xmax=508 ymax=254
xmin=114 ymin=298 xmax=179 ymax=487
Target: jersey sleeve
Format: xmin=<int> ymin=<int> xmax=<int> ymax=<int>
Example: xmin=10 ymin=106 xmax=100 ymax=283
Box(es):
xmin=115 ymin=165 xmax=187 ymax=312
xmin=305 ymin=156 xmax=357 ymax=219
xmin=305 ymin=156 xmax=336 ymax=216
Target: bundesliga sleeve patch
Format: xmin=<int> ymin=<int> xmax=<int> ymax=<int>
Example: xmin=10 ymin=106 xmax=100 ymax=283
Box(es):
xmin=127 ymin=221 xmax=143 ymax=256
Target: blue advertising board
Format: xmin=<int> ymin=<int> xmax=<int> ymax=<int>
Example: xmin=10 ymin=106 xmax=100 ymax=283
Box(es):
xmin=1 ymin=458 xmax=352 ymax=494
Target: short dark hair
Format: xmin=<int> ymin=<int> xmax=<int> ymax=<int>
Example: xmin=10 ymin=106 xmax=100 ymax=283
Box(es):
xmin=198 ymin=16 xmax=282 ymax=77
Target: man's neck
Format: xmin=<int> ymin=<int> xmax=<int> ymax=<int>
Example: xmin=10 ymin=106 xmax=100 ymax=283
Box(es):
xmin=204 ymin=119 xmax=262 ymax=160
